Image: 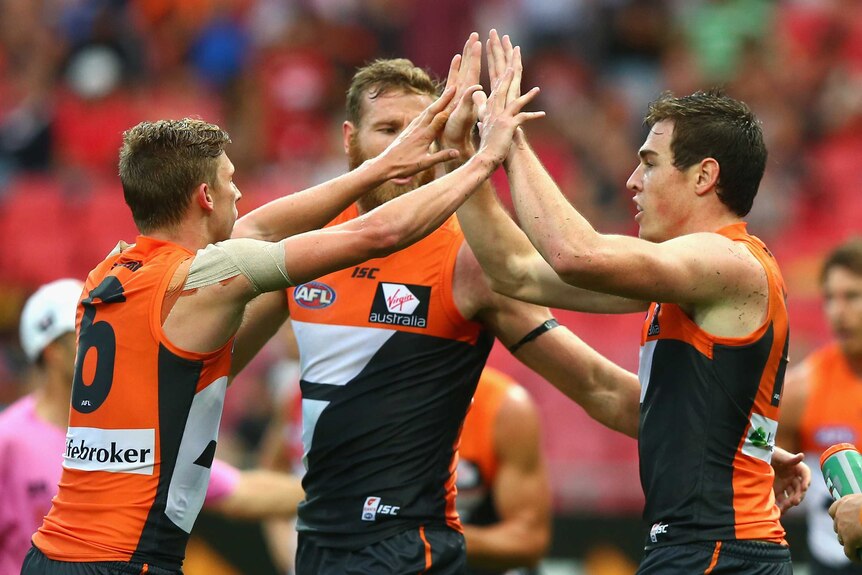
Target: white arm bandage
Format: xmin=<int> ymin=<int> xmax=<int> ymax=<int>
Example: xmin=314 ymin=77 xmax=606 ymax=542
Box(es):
xmin=185 ymin=238 xmax=293 ymax=294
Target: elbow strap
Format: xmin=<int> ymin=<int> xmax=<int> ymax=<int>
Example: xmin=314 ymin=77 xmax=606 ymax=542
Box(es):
xmin=186 ymin=238 xmax=292 ymax=294
xmin=507 ymin=318 xmax=560 ymax=354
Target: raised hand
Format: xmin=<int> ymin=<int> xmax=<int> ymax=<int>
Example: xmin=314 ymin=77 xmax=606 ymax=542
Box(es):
xmin=440 ymin=32 xmax=483 ymax=155
xmin=486 ymin=29 xmax=519 ymax=100
xmin=475 ymin=63 xmax=543 ymax=168
xmin=376 ymin=86 xmax=461 ymax=180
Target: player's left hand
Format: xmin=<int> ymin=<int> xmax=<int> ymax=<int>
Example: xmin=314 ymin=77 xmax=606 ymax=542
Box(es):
xmin=771 ymin=446 xmax=810 ymax=514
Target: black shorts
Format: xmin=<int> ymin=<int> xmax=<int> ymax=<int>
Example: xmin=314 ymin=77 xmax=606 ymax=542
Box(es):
xmin=637 ymin=540 xmax=792 ymax=575
xmin=21 ymin=546 xmax=181 ymax=575
xmin=296 ymin=526 xmax=465 ymax=574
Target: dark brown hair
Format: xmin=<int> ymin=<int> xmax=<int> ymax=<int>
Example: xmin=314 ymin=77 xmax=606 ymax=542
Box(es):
xmin=822 ymin=237 xmax=862 ymax=284
xmin=645 ymin=88 xmax=766 ymax=217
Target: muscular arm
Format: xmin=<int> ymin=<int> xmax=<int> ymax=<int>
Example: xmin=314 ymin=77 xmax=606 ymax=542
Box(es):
xmin=164 ymin=78 xmax=533 ymax=355
xmin=442 ymin=34 xmax=645 ymax=313
xmin=457 ymin=179 xmax=648 ymax=313
xmin=229 ymin=290 xmax=289 ymax=377
xmin=477 ymin=30 xmax=762 ymax=314
xmin=459 ymin=247 xmax=640 ymax=437
xmin=463 ymin=385 xmax=551 ymax=570
xmin=507 ymin=134 xmax=764 ymax=306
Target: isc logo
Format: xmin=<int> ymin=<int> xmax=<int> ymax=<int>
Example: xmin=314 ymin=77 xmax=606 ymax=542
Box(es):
xmin=649 ymin=522 xmax=668 ymax=543
xmin=294 ymin=281 xmax=336 ymax=309
xmin=361 ymin=496 xmax=400 ymax=521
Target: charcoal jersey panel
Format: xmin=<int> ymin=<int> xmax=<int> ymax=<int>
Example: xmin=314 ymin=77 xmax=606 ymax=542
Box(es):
xmin=288 ymin=207 xmax=493 ymax=550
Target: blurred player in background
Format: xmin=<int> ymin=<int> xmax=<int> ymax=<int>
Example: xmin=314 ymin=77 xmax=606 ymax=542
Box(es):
xmin=456 ymin=366 xmax=551 ymax=575
xmin=0 ymin=278 xmax=304 ymax=575
xmin=779 ymin=238 xmax=862 ymax=574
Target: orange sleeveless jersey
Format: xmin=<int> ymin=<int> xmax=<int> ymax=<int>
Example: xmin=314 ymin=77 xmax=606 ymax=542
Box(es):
xmin=455 ymin=368 xmax=513 ymax=525
xmin=33 ymin=237 xmax=234 ymax=570
xmin=638 ymin=223 xmax=789 ymax=548
xmin=459 ymin=368 xmax=513 ymax=491
xmin=799 ymin=343 xmax=862 ymax=453
xmin=288 ymin=206 xmax=493 ymax=549
xmin=798 ymin=343 xmax=862 ymax=565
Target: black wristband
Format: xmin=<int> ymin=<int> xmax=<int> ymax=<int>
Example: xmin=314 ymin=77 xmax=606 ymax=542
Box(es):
xmin=507 ymin=318 xmax=560 ymax=354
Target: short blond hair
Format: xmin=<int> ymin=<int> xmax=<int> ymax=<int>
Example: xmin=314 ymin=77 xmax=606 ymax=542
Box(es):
xmin=119 ymin=118 xmax=231 ymax=233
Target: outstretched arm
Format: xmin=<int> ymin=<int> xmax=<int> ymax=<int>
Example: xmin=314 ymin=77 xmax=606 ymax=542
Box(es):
xmin=491 ymin=33 xmax=762 ymax=307
xmin=447 ymin=31 xmax=646 ymax=313
xmin=459 ymin=247 xmax=640 ymax=437
xmin=280 ymin=64 xmax=540 ymax=287
xmin=165 ymin=70 xmax=541 ymax=356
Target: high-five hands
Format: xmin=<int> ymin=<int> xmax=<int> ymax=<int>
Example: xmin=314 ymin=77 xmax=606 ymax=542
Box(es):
xmin=441 ymin=33 xmax=483 ymax=155
xmin=376 ymin=86 xmax=461 ymax=180
xmin=474 ymin=31 xmax=544 ymax=167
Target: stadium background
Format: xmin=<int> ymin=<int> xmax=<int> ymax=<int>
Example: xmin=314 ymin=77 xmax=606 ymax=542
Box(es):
xmin=0 ymin=0 xmax=859 ymax=573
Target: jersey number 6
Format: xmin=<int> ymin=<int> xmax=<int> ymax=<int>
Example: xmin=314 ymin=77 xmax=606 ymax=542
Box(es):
xmin=71 ymin=276 xmax=126 ymax=414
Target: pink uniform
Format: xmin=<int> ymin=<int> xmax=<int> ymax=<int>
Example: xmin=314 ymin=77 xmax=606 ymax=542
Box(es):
xmin=0 ymin=394 xmax=240 ymax=574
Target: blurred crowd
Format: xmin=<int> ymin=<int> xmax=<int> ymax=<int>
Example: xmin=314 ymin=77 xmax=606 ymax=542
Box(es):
xmin=1 ymin=0 xmax=859 ymax=514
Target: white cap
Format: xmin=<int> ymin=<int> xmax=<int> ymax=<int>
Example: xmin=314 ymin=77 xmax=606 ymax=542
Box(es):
xmin=19 ymin=279 xmax=84 ymax=362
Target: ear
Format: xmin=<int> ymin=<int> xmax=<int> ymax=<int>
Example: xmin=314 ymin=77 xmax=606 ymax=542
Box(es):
xmin=195 ymin=183 xmax=214 ymax=213
xmin=342 ymin=121 xmax=355 ymax=155
xmin=694 ymin=157 xmax=720 ymax=197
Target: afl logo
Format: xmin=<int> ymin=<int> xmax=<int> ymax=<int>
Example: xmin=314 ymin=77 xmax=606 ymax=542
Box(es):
xmin=293 ymin=281 xmax=336 ymax=309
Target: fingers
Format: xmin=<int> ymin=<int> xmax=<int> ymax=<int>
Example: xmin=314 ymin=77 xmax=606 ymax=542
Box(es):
xmin=501 ymin=33 xmax=514 ymax=63
xmin=784 ymin=452 xmax=804 ymax=465
xmin=420 ymin=148 xmax=460 ymax=170
xmin=464 ymin=35 xmax=482 ymax=86
xmin=457 ymin=83 xmax=483 ymax=110
xmin=472 ymin=90 xmax=487 ymax=118
xmin=400 ymin=86 xmax=454 ymax=140
xmin=427 ymin=109 xmax=452 ymax=136
xmin=513 ymin=82 xmax=539 ymax=109
xmin=487 ymin=29 xmax=505 ymax=88
xmin=429 ymin=86 xmax=457 ymax=117
xmin=829 ymin=498 xmax=841 ymax=519
xmin=508 ymin=46 xmax=523 ymax=104
xmin=444 ymin=54 xmax=461 ymax=93
xmin=460 ymin=32 xmax=480 ymax=84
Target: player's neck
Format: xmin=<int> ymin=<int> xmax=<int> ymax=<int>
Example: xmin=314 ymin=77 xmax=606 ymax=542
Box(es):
xmin=146 ymin=221 xmax=213 ymax=254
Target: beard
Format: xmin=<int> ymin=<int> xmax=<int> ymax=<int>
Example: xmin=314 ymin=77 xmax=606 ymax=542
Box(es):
xmin=348 ymin=132 xmax=436 ymax=213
